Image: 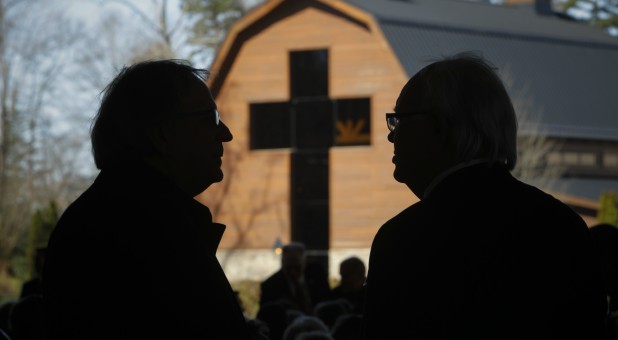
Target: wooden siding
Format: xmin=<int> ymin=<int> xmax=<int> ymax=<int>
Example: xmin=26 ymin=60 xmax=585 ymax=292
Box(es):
xmin=197 ymin=0 xmax=601 ymax=250
xmin=197 ymin=0 xmax=412 ymax=249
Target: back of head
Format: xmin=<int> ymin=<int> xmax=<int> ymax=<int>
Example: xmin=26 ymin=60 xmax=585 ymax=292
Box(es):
xmin=282 ymin=242 xmax=305 ymax=257
xmin=411 ymin=51 xmax=518 ymax=169
xmin=339 ymin=257 xmax=365 ymax=279
xmin=283 ymin=315 xmax=330 ymax=340
xmin=313 ymin=299 xmax=353 ymax=330
xmin=91 ymin=59 xmax=209 ymax=169
xmin=338 ymin=256 xmax=366 ymax=293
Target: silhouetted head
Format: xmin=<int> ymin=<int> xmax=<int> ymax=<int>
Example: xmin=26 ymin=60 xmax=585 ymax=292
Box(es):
xmin=338 ymin=256 xmax=366 ymax=293
xmin=91 ymin=59 xmax=233 ymax=196
xmin=281 ymin=242 xmax=306 ymax=282
xmin=313 ymin=299 xmax=353 ymax=330
xmin=388 ymin=51 xmax=517 ymax=198
xmin=282 ymin=315 xmax=330 ymax=340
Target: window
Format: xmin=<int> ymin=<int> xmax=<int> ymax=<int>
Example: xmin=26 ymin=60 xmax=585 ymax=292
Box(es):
xmin=249 ymin=48 xmax=372 ymax=150
xmin=334 ymin=98 xmax=371 ymax=146
xmin=250 ymin=102 xmax=291 ymax=149
xmin=290 ymin=49 xmax=328 ymax=97
xmin=604 ymin=153 xmax=618 ymax=168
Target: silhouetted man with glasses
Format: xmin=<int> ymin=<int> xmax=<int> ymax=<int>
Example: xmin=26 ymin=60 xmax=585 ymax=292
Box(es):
xmin=361 ymin=52 xmax=608 ymax=340
xmin=43 ymin=59 xmax=253 ymax=339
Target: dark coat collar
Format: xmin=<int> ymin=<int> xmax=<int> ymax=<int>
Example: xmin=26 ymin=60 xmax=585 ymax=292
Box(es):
xmin=96 ymin=160 xmax=225 ymax=253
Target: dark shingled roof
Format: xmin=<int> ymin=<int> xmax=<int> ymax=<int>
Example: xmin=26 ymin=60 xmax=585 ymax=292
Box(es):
xmin=342 ymin=0 xmax=618 ymax=202
xmin=348 ymin=0 xmax=618 ymax=142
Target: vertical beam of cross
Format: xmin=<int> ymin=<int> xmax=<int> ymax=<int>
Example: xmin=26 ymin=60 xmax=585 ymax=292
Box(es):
xmin=249 ymin=48 xmax=371 ymax=274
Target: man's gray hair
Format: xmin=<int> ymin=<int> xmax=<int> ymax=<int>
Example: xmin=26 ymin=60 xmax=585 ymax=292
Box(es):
xmin=413 ymin=51 xmax=518 ymax=170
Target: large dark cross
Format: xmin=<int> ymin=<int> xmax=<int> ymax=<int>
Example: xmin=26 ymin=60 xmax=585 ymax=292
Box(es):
xmin=249 ymin=49 xmax=371 ymax=272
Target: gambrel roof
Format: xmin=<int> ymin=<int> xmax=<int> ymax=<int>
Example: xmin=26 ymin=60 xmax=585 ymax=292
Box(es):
xmin=347 ymin=0 xmax=618 ymax=141
xmin=215 ymin=0 xmax=618 ymax=141
xmin=343 ymin=0 xmax=618 ymax=203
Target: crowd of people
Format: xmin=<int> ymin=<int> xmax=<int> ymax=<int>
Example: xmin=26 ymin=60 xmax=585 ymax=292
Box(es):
xmin=0 ymin=53 xmax=615 ymax=339
xmin=255 ymin=243 xmax=365 ymax=339
xmin=0 ymin=245 xmax=365 ymax=340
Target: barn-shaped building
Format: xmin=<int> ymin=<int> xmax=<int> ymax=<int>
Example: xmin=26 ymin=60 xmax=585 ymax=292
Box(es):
xmin=198 ymin=0 xmax=618 ymax=278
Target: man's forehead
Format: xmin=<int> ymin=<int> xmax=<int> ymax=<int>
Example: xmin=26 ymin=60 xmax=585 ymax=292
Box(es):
xmin=177 ymin=79 xmax=215 ymax=112
xmin=395 ymin=79 xmax=420 ymax=111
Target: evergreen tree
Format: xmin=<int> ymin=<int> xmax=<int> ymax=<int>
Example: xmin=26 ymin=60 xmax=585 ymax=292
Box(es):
xmin=26 ymin=201 xmax=58 ymax=279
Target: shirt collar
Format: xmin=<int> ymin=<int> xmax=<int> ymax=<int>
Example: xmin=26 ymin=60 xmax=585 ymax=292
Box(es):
xmin=422 ymin=158 xmax=492 ymax=199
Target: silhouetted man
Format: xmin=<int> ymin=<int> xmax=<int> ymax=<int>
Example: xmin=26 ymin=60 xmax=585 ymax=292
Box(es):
xmin=328 ymin=256 xmax=366 ymax=314
xmin=259 ymin=242 xmax=330 ymax=315
xmin=43 ymin=59 xmax=251 ymax=339
xmin=361 ymin=52 xmax=608 ymax=339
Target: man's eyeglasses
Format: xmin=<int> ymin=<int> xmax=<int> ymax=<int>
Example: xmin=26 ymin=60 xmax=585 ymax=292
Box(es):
xmin=176 ymin=108 xmax=220 ymax=126
xmin=385 ymin=113 xmax=399 ymax=132
xmin=385 ymin=111 xmax=432 ymax=132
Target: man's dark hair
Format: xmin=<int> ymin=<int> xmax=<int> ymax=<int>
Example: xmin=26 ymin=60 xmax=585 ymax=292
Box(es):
xmin=91 ymin=59 xmax=209 ymax=169
xmin=412 ymin=51 xmax=518 ymax=170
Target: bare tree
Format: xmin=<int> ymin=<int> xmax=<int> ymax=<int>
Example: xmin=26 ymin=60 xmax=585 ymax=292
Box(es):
xmin=196 ymin=143 xmax=288 ymax=266
xmin=498 ymin=68 xmax=565 ymax=190
xmin=0 ymin=0 xmax=252 ymax=281
xmin=88 ymin=0 xmax=189 ymax=64
xmin=181 ymin=0 xmax=248 ymax=65
xmin=0 ymin=1 xmax=90 ymax=276
xmin=80 ymin=1 xmax=277 ymax=259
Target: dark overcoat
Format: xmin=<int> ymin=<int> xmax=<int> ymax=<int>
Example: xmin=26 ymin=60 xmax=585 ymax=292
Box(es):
xmin=361 ymin=163 xmax=608 ymax=340
xmin=43 ymin=161 xmax=250 ymax=340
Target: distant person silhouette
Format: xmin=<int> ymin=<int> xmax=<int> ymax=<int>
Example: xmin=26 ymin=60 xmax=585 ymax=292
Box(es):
xmin=42 ymin=59 xmax=250 ymax=339
xmin=361 ymin=51 xmax=608 ymax=339
xmin=260 ymin=242 xmax=330 ymax=315
xmin=328 ymin=256 xmax=366 ymax=314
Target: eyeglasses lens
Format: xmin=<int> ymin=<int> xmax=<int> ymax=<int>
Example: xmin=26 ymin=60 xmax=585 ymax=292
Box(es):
xmin=386 ymin=116 xmax=399 ymax=132
xmin=214 ymin=109 xmax=220 ymax=126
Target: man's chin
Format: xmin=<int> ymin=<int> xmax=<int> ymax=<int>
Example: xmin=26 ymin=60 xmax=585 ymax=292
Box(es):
xmin=393 ymin=169 xmax=406 ymax=183
xmin=193 ymin=170 xmax=223 ymax=195
xmin=213 ymin=168 xmax=224 ymax=182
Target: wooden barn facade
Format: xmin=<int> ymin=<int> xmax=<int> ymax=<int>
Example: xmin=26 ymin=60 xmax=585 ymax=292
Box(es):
xmin=197 ymin=0 xmax=618 ymax=266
